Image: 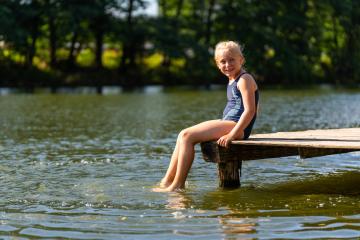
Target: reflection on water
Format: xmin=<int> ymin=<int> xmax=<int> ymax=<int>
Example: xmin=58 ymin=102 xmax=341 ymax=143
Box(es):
xmin=165 ymin=192 xmax=192 ymax=210
xmin=219 ymin=217 xmax=256 ymax=235
xmin=0 ymin=88 xmax=359 ymax=239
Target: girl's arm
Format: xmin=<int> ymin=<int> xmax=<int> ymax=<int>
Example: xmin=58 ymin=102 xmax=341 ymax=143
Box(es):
xmin=217 ymin=74 xmax=257 ymax=147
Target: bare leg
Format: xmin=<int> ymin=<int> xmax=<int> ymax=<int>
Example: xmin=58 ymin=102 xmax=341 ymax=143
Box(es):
xmin=160 ymin=135 xmax=181 ymax=187
xmin=170 ymin=134 xmax=195 ymax=189
xmin=154 ymin=120 xmax=237 ymax=192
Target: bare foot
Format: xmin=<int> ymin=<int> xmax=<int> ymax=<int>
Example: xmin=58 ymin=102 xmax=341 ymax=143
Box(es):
xmin=152 ymin=184 xmax=184 ymax=192
xmin=152 ymin=187 xmax=170 ymax=192
xmin=159 ymin=178 xmax=172 ymax=188
xmin=160 ymin=181 xmax=171 ymax=188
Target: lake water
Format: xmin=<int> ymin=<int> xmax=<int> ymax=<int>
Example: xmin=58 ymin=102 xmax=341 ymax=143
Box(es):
xmin=0 ymin=88 xmax=360 ymax=239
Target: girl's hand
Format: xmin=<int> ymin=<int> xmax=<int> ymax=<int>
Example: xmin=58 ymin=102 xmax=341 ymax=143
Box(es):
xmin=217 ymin=133 xmax=235 ymax=148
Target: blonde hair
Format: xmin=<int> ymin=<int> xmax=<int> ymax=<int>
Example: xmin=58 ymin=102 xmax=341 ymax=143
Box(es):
xmin=214 ymin=41 xmax=245 ymax=63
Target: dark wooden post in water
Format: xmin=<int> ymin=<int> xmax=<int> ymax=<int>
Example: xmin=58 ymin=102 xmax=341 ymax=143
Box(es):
xmin=200 ymin=142 xmax=243 ymax=188
xmin=200 ymin=128 xmax=360 ymax=189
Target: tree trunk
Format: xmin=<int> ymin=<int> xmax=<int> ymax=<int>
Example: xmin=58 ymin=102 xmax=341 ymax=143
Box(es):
xmin=175 ymin=0 xmax=184 ymax=21
xmin=331 ymin=14 xmax=340 ymax=85
xmin=49 ymin=14 xmax=57 ymax=67
xmin=95 ymin=29 xmax=104 ymax=69
xmin=68 ymin=29 xmax=78 ymax=68
xmin=205 ymin=0 xmax=216 ymax=45
xmin=159 ymin=0 xmax=168 ymax=18
xmin=160 ymin=0 xmax=184 ymax=69
xmin=120 ymin=0 xmax=134 ymax=72
xmin=191 ymin=1 xmax=205 ymax=40
xmin=26 ymin=28 xmax=38 ymax=67
xmin=225 ymin=0 xmax=234 ymax=33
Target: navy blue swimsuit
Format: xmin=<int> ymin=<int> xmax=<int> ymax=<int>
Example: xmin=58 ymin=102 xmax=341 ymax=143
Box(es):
xmin=222 ymin=72 xmax=259 ymax=139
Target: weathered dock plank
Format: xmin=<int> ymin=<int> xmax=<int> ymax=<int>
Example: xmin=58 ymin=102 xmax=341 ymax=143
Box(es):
xmin=236 ymin=128 xmax=360 ymax=149
xmin=200 ymin=128 xmax=360 ymax=188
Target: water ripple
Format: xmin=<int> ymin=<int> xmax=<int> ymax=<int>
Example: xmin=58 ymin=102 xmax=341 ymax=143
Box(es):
xmin=1 ymin=89 xmax=360 ymax=239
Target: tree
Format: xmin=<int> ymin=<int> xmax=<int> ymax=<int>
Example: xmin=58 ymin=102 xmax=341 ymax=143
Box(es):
xmin=118 ymin=0 xmax=148 ymax=72
xmin=1 ymin=0 xmax=44 ymax=67
xmin=87 ymin=0 xmax=118 ymax=69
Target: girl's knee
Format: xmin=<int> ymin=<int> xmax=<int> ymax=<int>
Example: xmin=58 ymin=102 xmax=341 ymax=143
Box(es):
xmin=179 ymin=128 xmax=195 ymax=144
xmin=179 ymin=128 xmax=190 ymax=139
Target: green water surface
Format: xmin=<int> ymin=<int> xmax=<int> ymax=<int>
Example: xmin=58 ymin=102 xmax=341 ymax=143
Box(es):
xmin=0 ymin=88 xmax=359 ymax=239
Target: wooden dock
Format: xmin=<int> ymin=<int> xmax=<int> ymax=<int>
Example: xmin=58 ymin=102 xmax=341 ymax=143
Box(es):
xmin=200 ymin=128 xmax=360 ymax=188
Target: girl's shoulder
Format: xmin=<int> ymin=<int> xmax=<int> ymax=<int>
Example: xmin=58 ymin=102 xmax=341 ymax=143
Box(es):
xmin=238 ymin=72 xmax=255 ymax=81
xmin=237 ymin=72 xmax=257 ymax=91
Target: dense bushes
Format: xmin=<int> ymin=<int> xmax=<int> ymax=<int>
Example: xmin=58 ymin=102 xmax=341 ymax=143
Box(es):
xmin=0 ymin=0 xmax=359 ymax=87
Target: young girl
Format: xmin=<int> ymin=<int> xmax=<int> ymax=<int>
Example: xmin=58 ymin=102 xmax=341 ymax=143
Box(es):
xmin=154 ymin=41 xmax=259 ymax=192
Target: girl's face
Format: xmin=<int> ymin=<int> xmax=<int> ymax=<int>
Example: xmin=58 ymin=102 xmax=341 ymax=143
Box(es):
xmin=216 ymin=49 xmax=243 ymax=80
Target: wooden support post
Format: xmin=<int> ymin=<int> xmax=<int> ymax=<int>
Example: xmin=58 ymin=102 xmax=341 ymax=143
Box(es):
xmin=200 ymin=141 xmax=242 ymax=188
xmin=218 ymin=160 xmax=242 ymax=188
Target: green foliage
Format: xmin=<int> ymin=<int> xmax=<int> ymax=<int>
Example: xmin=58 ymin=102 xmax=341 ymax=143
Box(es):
xmin=0 ymin=0 xmax=359 ymax=87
